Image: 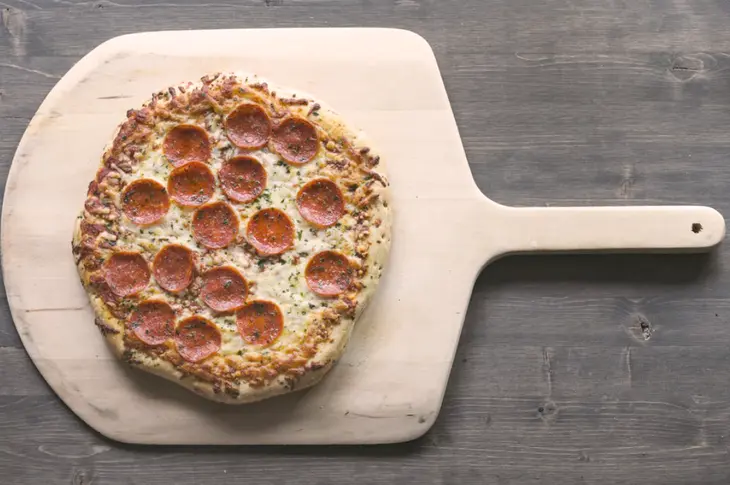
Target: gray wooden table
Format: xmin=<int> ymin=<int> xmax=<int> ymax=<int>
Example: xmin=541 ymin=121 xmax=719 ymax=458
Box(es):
xmin=3 ymin=0 xmax=730 ymax=483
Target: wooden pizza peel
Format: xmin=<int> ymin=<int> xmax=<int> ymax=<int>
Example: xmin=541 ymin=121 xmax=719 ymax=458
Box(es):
xmin=2 ymin=28 xmax=725 ymax=445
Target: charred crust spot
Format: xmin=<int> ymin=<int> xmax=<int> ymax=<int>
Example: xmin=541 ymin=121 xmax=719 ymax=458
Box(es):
xmin=188 ymin=89 xmax=206 ymax=107
xmin=221 ymin=77 xmax=236 ymax=97
xmin=84 ymin=197 xmax=108 ymax=215
xmin=338 ymin=297 xmax=358 ymax=318
xmin=200 ymin=73 xmax=221 ymax=85
xmin=283 ymin=376 xmax=297 ymax=390
xmin=326 ymin=158 xmax=349 ymax=171
xmin=307 ymin=103 xmax=321 ymax=117
xmin=280 ymin=97 xmax=309 ymax=106
xmin=96 ymin=167 xmax=112 ymax=183
xmin=133 ymin=107 xmax=153 ymax=125
xmin=124 ymin=145 xmax=140 ymax=157
xmin=122 ymin=350 xmax=142 ymax=366
xmin=249 ymin=82 xmax=269 ymax=93
xmin=306 ymin=361 xmax=328 ymax=372
xmin=117 ymin=160 xmax=133 ymax=173
xmin=224 ymin=385 xmax=240 ymax=398
xmin=87 ymin=180 xmax=99 ymax=197
xmin=94 ymin=317 xmax=120 ymax=336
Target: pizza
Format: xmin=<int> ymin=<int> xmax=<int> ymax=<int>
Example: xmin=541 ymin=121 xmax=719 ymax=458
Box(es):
xmin=72 ymin=72 xmax=391 ymax=403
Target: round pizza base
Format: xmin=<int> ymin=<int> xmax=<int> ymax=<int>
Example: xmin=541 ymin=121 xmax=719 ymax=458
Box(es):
xmin=73 ymin=72 xmax=392 ymax=404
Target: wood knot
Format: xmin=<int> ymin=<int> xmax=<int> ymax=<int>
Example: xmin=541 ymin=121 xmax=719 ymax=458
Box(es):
xmin=538 ymin=400 xmax=559 ymax=424
xmin=623 ymin=314 xmax=654 ymax=343
xmin=72 ymin=468 xmax=97 ymax=485
xmin=1 ymin=6 xmax=27 ymax=56
xmin=669 ymin=53 xmax=715 ymax=82
xmin=634 ymin=315 xmax=653 ymax=341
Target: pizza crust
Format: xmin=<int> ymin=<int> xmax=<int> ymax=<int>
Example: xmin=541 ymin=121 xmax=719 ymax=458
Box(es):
xmin=72 ymin=72 xmax=391 ymax=404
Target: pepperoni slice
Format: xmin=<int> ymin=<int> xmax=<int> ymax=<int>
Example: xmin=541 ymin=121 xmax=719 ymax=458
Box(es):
xmin=305 ymin=251 xmax=353 ymax=297
xmin=167 ymin=162 xmax=215 ymax=207
xmin=236 ymin=300 xmax=284 ymax=347
xmin=296 ymin=178 xmax=345 ymax=227
xmin=200 ymin=266 xmax=248 ymax=312
xmin=192 ymin=202 xmax=239 ymax=249
xmin=121 ymin=179 xmax=170 ymax=225
xmin=272 ymin=117 xmax=319 ymax=165
xmin=218 ymin=156 xmax=267 ymax=203
xmin=246 ymin=208 xmax=295 ymax=256
xmin=104 ymin=251 xmax=150 ymax=297
xmin=225 ymin=103 xmax=271 ymax=149
xmin=153 ymin=244 xmax=195 ymax=293
xmin=163 ymin=124 xmax=211 ymax=167
xmin=174 ymin=316 xmax=221 ymax=363
xmin=128 ymin=300 xmax=175 ymax=345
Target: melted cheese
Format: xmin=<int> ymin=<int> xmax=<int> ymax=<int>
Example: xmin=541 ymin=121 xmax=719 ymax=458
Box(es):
xmin=116 ymin=115 xmax=358 ymax=358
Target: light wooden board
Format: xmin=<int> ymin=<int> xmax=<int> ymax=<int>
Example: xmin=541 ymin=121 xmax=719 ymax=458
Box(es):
xmin=1 ymin=27 xmax=726 ymax=445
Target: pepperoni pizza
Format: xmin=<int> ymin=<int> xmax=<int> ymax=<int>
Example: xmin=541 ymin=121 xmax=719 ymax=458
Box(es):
xmin=72 ymin=73 xmax=391 ymax=403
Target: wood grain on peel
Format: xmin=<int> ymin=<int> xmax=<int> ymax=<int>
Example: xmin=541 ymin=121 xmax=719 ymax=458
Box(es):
xmin=2 ymin=0 xmax=730 ymax=483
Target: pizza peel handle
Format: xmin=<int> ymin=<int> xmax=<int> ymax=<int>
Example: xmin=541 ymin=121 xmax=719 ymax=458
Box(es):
xmin=490 ymin=204 xmax=726 ymax=256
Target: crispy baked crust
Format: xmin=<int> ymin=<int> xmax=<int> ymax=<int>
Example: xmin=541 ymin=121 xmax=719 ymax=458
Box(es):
xmin=72 ymin=72 xmax=391 ymax=403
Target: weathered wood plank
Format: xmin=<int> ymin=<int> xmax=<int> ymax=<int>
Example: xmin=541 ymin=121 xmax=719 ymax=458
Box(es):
xmin=3 ymin=0 xmax=730 ymax=482
xmin=0 ymin=348 xmax=49 ymax=395
xmin=1 ymin=0 xmax=729 ymax=60
xmin=4 ymin=343 xmax=730 ymax=483
xmin=468 ymin=252 xmax=730 ymax=348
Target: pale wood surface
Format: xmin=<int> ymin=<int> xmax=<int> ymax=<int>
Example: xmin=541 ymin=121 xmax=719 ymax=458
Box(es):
xmin=4 ymin=26 xmax=498 ymax=445
xmin=3 ymin=0 xmax=730 ymax=483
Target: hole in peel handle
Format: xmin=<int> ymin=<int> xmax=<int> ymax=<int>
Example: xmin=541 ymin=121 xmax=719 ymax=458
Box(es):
xmin=493 ymin=205 xmax=726 ymax=255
